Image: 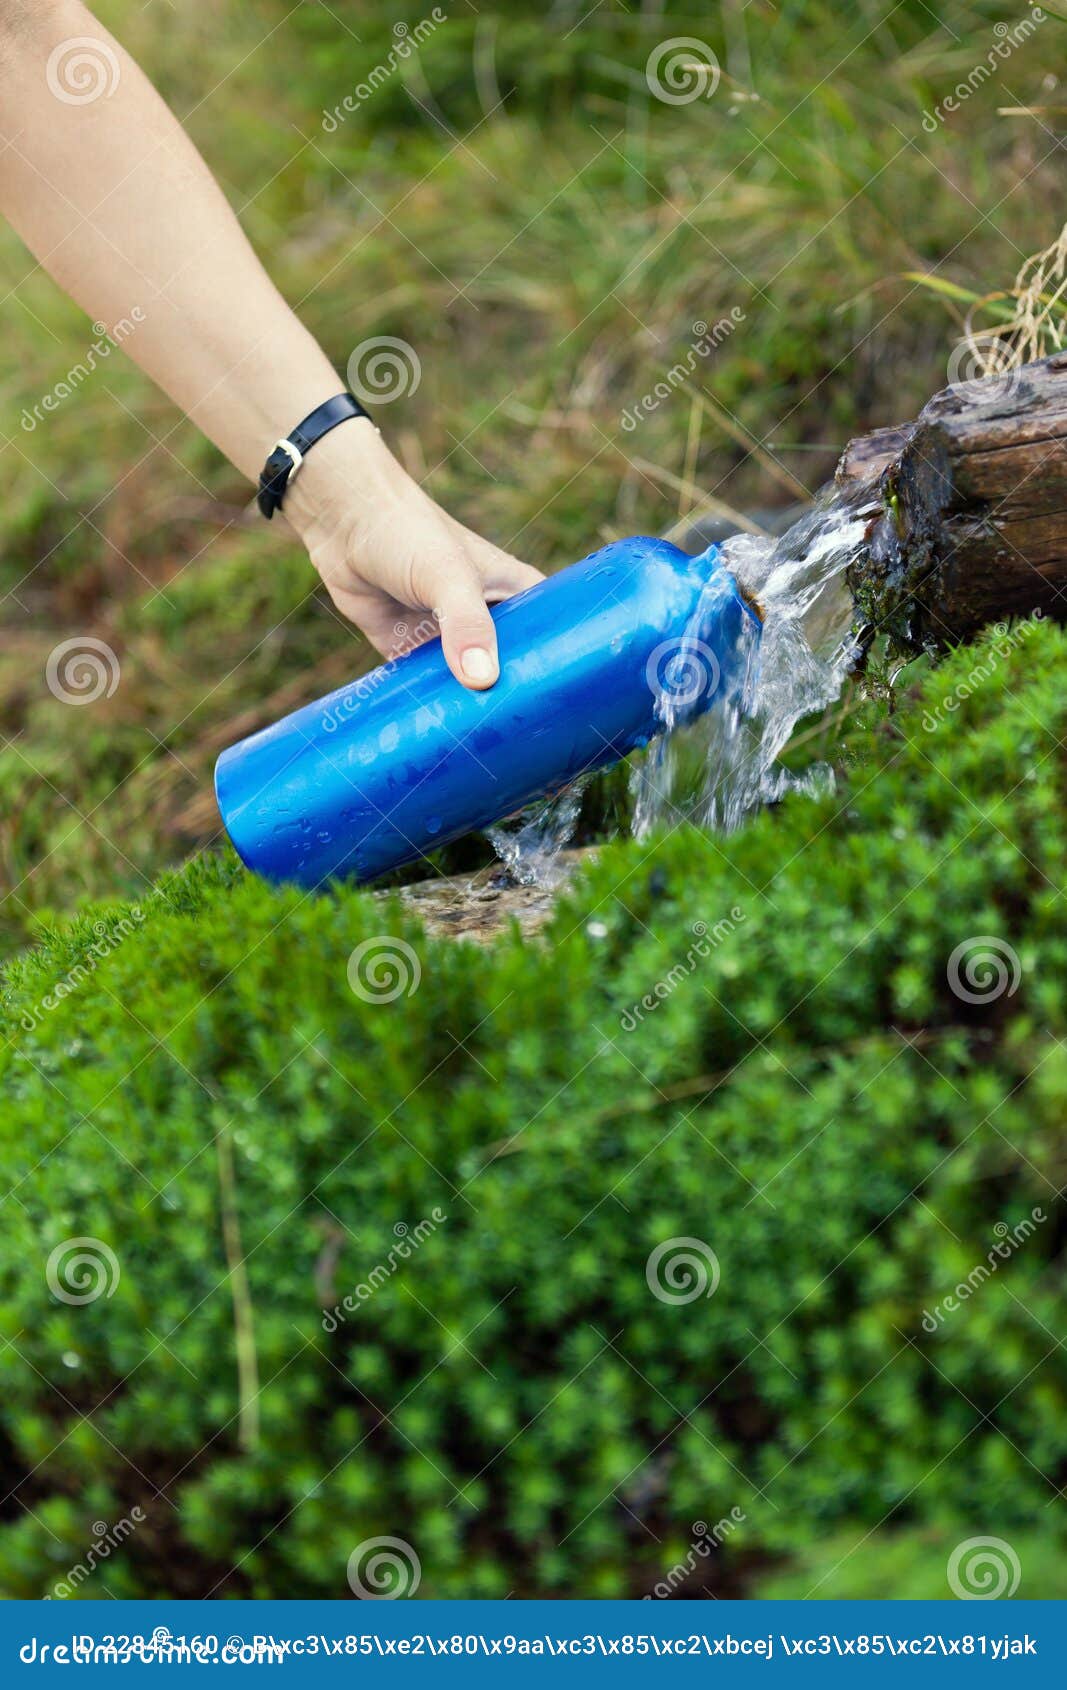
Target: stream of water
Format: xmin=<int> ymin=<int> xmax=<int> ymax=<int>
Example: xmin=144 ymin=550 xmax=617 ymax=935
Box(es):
xmin=487 ymin=488 xmax=873 ymax=883
xmin=632 ymin=487 xmax=871 ymax=838
xmin=486 ymin=776 xmax=590 ymax=888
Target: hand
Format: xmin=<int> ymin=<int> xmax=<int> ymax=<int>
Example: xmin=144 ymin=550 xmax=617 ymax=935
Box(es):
xmin=286 ymin=422 xmax=542 ymax=689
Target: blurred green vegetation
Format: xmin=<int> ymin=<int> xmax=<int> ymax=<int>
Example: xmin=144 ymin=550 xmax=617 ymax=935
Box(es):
xmin=1 ymin=0 xmax=1064 ymax=1601
xmin=757 ymin=1527 xmax=1067 ymax=1600
xmin=1 ymin=625 xmax=1065 ymax=1596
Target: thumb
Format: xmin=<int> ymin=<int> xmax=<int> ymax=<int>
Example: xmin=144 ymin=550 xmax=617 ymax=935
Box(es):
xmin=425 ymin=559 xmax=501 ymax=690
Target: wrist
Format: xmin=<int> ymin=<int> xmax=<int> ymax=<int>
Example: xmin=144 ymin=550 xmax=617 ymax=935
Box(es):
xmin=281 ymin=415 xmax=407 ymax=546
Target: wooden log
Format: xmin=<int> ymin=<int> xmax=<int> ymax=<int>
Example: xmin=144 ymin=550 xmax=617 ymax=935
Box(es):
xmin=839 ymin=352 xmax=1067 ymax=649
xmin=835 ymin=424 xmax=911 ymax=486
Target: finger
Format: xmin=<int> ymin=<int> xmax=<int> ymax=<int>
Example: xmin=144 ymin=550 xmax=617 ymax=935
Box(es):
xmin=323 ymin=583 xmax=436 ymax=663
xmin=420 ymin=558 xmax=501 ymax=689
xmin=482 ymin=558 xmax=545 ymax=602
xmin=454 ymin=528 xmax=545 ymax=600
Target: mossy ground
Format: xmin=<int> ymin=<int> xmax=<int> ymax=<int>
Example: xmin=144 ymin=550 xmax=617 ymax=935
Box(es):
xmin=1 ymin=627 xmax=1064 ymax=1597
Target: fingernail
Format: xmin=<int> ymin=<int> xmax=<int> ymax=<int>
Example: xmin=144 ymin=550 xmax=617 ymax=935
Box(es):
xmin=462 ymin=647 xmax=496 ymax=684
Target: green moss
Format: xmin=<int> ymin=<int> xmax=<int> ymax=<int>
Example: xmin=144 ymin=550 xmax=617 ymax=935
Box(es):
xmin=1 ymin=623 xmax=1063 ymax=1597
xmin=757 ymin=1525 xmax=1067 ymax=1600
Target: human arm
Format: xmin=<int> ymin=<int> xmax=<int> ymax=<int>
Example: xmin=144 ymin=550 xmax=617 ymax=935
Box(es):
xmin=0 ymin=0 xmax=539 ymax=685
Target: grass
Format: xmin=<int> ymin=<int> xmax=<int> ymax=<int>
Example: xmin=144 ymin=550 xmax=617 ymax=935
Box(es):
xmin=1 ymin=0 xmax=1063 ymax=950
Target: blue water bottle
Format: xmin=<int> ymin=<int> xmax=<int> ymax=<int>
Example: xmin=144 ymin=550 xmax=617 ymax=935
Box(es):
xmin=214 ymin=537 xmax=759 ymax=888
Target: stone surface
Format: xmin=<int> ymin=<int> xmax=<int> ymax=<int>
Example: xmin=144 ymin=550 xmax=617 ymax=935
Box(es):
xmin=377 ymin=848 xmax=598 ymax=945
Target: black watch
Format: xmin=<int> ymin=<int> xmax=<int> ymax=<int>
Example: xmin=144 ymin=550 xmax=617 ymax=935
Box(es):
xmin=256 ymin=391 xmax=372 ymax=520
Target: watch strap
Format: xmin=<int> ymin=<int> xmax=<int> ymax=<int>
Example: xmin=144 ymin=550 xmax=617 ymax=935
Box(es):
xmin=257 ymin=391 xmax=370 ymax=520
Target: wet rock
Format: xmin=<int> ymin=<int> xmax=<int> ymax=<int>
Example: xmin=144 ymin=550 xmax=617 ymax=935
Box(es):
xmin=378 ymin=848 xmax=598 ymax=945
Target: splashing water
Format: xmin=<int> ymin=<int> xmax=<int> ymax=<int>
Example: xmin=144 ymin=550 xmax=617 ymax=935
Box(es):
xmin=487 ymin=486 xmax=872 ymax=883
xmin=487 ymin=776 xmax=590 ymax=888
xmin=633 ymin=486 xmax=871 ymax=836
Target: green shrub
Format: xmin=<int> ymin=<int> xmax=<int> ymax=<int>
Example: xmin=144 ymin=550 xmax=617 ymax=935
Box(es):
xmin=1 ymin=622 xmax=1064 ymax=1598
